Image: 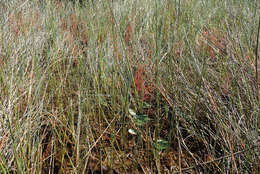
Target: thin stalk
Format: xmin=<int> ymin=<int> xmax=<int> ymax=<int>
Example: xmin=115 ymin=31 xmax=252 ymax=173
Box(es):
xmin=76 ymin=88 xmax=82 ymax=168
xmin=255 ymin=15 xmax=260 ymax=105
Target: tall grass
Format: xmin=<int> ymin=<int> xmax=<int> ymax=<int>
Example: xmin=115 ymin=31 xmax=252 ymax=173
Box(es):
xmin=0 ymin=0 xmax=259 ymax=173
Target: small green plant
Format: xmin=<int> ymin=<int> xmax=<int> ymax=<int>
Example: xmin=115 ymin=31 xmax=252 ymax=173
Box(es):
xmin=129 ymin=108 xmax=152 ymax=127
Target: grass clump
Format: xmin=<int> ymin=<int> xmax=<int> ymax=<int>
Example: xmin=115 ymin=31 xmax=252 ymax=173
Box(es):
xmin=0 ymin=0 xmax=259 ymax=173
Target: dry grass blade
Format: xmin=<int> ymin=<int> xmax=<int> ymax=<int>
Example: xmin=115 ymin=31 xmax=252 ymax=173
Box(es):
xmin=83 ymin=117 xmax=116 ymax=159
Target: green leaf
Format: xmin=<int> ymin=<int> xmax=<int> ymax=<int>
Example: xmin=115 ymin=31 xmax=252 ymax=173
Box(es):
xmin=134 ymin=114 xmax=152 ymax=126
xmin=154 ymin=139 xmax=169 ymax=151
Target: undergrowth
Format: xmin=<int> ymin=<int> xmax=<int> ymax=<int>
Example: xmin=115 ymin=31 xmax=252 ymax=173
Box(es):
xmin=0 ymin=0 xmax=259 ymax=173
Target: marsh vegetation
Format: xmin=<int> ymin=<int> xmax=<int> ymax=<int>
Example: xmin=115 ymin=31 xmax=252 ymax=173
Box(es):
xmin=0 ymin=0 xmax=259 ymax=173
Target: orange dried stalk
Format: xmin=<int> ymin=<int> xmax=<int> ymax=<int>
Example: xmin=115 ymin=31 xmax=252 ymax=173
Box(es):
xmin=69 ymin=13 xmax=79 ymax=66
xmin=80 ymin=26 xmax=88 ymax=47
xmin=124 ymin=22 xmax=133 ymax=62
xmin=63 ymin=13 xmax=89 ymax=67
xmin=124 ymin=22 xmax=132 ymax=47
xmin=134 ymin=64 xmax=145 ymax=93
xmin=133 ymin=64 xmax=154 ymax=101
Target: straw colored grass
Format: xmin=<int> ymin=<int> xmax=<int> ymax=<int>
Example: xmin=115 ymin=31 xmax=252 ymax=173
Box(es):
xmin=0 ymin=0 xmax=259 ymax=173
